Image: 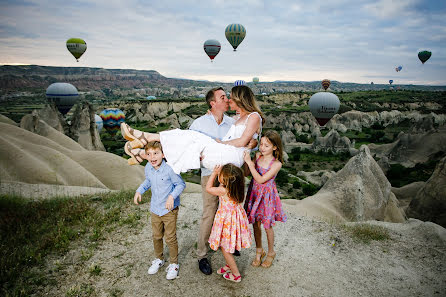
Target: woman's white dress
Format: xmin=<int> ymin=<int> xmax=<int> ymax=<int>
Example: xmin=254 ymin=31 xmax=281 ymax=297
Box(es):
xmin=160 ymin=112 xmax=261 ymax=174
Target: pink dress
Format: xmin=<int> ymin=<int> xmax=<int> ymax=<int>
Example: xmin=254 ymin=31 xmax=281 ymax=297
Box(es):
xmin=208 ymin=194 xmax=252 ymax=253
xmin=245 ymin=156 xmax=287 ymax=229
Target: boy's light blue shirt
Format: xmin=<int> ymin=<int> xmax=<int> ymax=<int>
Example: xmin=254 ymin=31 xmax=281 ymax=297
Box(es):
xmin=189 ymin=113 xmax=235 ymax=177
xmin=137 ymin=160 xmax=185 ymax=217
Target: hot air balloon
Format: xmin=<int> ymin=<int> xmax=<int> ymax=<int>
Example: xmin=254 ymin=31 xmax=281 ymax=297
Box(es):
xmin=46 ymin=82 xmax=79 ymax=115
xmin=418 ymin=50 xmax=432 ymax=64
xmin=198 ymin=94 xmax=205 ymax=98
xmin=95 ymin=114 xmax=103 ymax=133
xmin=308 ymin=92 xmax=340 ymax=126
xmin=66 ymin=38 xmax=87 ymax=62
xmin=252 ymin=77 xmax=259 ymax=84
xmin=203 ymin=39 xmax=221 ymax=62
xmin=225 ymin=24 xmax=246 ymax=51
xmin=99 ymin=108 xmax=125 ymax=135
xmin=389 ymin=80 xmax=393 ymax=85
xmin=371 ymin=82 xmax=374 ymax=85
xmin=234 ymin=80 xmax=246 ymax=86
xmin=321 ymin=79 xmax=331 ymax=91
xmin=146 ymin=95 xmax=156 ymax=100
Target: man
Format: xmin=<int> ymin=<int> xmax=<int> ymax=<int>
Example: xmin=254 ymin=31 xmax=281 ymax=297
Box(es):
xmin=189 ymin=87 xmax=252 ymax=275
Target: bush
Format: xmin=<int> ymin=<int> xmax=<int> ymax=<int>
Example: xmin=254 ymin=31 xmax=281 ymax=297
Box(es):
xmin=345 ymin=224 xmax=390 ymax=243
xmin=302 ymin=183 xmax=318 ymax=196
xmin=275 ymin=169 xmax=289 ymax=187
xmin=292 ymin=181 xmax=301 ymax=189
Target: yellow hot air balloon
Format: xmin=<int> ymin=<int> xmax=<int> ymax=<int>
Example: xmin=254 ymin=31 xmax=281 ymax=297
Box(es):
xmin=66 ymin=38 xmax=87 ymax=62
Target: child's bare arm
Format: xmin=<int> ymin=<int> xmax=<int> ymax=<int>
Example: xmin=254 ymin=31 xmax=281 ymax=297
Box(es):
xmin=249 ymin=161 xmax=282 ymax=184
xmin=206 ymin=165 xmax=226 ymax=196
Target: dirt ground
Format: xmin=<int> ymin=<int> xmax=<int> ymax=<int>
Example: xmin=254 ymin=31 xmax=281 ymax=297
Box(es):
xmin=36 ymin=192 xmax=445 ymax=297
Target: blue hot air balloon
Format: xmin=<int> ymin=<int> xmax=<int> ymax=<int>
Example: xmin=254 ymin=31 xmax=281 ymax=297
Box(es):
xmin=46 ymin=82 xmax=79 ymax=115
xmin=234 ymin=80 xmax=246 ymax=86
xmin=95 ymin=114 xmax=103 ymax=133
xmin=146 ymin=95 xmax=156 ymax=100
xmin=389 ymin=80 xmax=393 ymax=85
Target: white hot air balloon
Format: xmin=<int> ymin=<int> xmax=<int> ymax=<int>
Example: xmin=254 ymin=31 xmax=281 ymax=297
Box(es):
xmin=45 ymin=82 xmax=79 ymax=115
xmin=308 ymin=92 xmax=340 ymax=126
xmin=95 ymin=114 xmax=103 ymax=133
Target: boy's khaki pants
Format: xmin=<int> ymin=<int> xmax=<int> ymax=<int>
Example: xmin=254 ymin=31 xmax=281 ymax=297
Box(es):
xmin=151 ymin=208 xmax=179 ymax=264
xmin=197 ymin=175 xmax=219 ymax=260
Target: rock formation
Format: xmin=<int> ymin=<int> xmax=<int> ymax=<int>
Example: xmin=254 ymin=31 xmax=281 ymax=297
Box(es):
xmin=311 ymin=129 xmax=353 ymax=154
xmin=406 ymin=157 xmax=446 ymax=227
xmin=0 ymin=120 xmax=144 ymax=196
xmin=392 ymin=182 xmax=425 ymax=211
xmin=369 ymin=127 xmax=446 ymax=167
xmin=292 ymin=145 xmax=406 ymax=223
xmin=68 ymin=101 xmax=105 ymax=151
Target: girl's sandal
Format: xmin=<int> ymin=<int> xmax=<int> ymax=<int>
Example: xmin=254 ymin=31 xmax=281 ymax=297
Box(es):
xmin=217 ymin=264 xmax=231 ymax=275
xmin=124 ymin=142 xmax=143 ymax=165
xmin=261 ymin=252 xmax=276 ymax=268
xmin=120 ymin=123 xmax=148 ymax=149
xmin=223 ymin=272 xmax=241 ymax=283
xmin=251 ymin=249 xmax=266 ymax=267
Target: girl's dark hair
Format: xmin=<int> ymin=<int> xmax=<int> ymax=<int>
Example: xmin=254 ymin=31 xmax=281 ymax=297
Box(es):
xmin=262 ymin=130 xmax=284 ymax=163
xmin=218 ymin=164 xmax=245 ymax=203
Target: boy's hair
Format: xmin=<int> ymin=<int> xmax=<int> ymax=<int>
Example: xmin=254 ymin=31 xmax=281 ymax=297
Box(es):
xmin=205 ymin=87 xmax=225 ymax=108
xmin=262 ymin=130 xmax=284 ymax=163
xmin=218 ymin=164 xmax=245 ymax=203
xmin=144 ymin=141 xmax=163 ymax=152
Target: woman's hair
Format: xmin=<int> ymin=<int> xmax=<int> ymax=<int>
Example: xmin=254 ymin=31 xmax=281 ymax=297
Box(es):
xmin=230 ymin=85 xmax=265 ymax=125
xmin=205 ymin=87 xmax=224 ymax=108
xmin=262 ymin=130 xmax=284 ymax=163
xmin=218 ymin=164 xmax=245 ymax=203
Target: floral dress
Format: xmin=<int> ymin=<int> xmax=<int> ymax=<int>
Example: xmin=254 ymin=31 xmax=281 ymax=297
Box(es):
xmin=245 ymin=156 xmax=287 ymax=229
xmin=208 ymin=194 xmax=252 ymax=253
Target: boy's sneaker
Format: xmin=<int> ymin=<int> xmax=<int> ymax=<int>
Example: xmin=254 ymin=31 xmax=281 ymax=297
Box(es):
xmin=166 ymin=263 xmax=179 ymax=280
xmin=148 ymin=258 xmax=165 ymax=275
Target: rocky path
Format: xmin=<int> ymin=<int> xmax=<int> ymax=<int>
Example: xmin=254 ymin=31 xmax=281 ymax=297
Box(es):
xmin=38 ymin=193 xmax=445 ymax=297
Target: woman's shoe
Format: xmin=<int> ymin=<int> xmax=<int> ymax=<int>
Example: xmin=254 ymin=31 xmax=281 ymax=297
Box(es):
xmin=124 ymin=141 xmax=143 ymax=165
xmin=223 ymin=272 xmax=241 ymax=283
xmin=251 ymin=249 xmax=266 ymax=267
xmin=216 ymin=264 xmax=231 ymax=275
xmin=120 ymin=123 xmax=148 ymax=149
xmin=261 ymin=252 xmax=276 ymax=268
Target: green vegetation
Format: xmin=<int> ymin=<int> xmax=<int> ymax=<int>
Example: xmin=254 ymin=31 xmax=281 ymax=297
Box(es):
xmin=386 ymin=161 xmax=438 ymax=187
xmin=0 ymin=190 xmax=142 ymax=296
xmin=345 ymin=224 xmax=391 ymax=243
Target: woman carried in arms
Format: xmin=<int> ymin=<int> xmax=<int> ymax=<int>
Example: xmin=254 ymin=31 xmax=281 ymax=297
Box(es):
xmin=121 ymin=85 xmax=265 ymax=174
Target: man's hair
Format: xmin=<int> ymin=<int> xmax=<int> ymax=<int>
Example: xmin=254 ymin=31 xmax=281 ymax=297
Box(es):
xmin=205 ymin=87 xmax=224 ymax=108
xmin=144 ymin=141 xmax=163 ymax=152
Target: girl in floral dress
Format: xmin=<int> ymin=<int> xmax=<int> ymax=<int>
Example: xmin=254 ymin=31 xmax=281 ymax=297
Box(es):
xmin=243 ymin=130 xmax=287 ymax=268
xmin=206 ymin=164 xmax=251 ymax=283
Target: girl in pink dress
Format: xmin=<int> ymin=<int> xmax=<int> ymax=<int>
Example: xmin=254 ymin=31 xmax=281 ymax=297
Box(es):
xmin=206 ymin=164 xmax=251 ymax=283
xmin=243 ymin=130 xmax=287 ymax=268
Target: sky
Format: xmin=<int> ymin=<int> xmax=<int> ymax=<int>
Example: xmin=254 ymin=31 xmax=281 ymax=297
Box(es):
xmin=0 ymin=0 xmax=445 ymax=85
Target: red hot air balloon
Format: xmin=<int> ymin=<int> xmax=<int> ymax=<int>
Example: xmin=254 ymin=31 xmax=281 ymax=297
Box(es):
xmin=321 ymin=79 xmax=331 ymax=91
xmin=203 ymin=39 xmax=221 ymax=62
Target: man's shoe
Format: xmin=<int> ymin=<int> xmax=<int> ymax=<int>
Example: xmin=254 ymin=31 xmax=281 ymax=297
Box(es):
xmin=198 ymin=258 xmax=212 ymax=275
xmin=233 ymin=250 xmax=241 ymax=257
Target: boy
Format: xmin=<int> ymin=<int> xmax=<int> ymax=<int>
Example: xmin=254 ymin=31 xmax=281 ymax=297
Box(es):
xmin=133 ymin=141 xmax=186 ymax=280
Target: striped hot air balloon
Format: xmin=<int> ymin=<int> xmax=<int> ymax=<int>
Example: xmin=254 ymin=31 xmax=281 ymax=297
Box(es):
xmin=203 ymin=39 xmax=221 ymax=62
xmin=321 ymin=79 xmax=331 ymax=91
xmin=234 ymin=80 xmax=246 ymax=86
xmin=252 ymin=77 xmax=259 ymax=84
xmin=225 ymin=24 xmax=246 ymax=51
xmin=99 ymin=108 xmax=125 ymax=135
xmin=46 ymin=82 xmax=79 ymax=115
xmin=66 ymin=38 xmax=87 ymax=62
xmin=308 ymin=92 xmax=340 ymax=126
